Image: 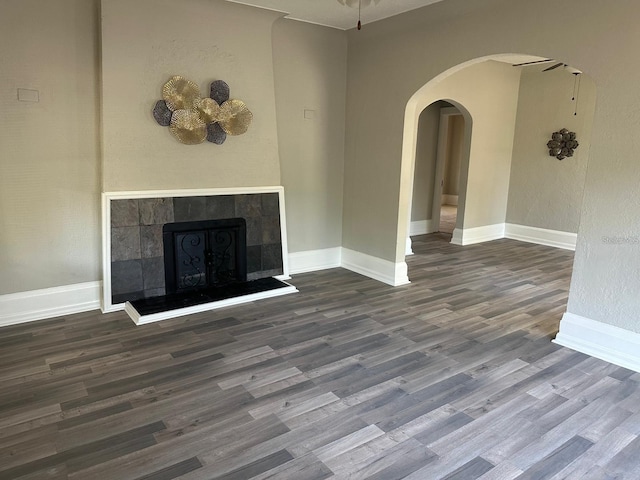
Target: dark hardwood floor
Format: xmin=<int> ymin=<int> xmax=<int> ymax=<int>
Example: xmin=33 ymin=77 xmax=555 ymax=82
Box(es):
xmin=1 ymin=234 xmax=639 ymax=479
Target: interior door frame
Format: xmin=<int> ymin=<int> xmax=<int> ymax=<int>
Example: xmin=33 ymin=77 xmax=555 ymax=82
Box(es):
xmin=431 ymin=106 xmax=462 ymax=231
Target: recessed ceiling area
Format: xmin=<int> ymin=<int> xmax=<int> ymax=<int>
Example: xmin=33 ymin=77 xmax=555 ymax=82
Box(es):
xmin=225 ymin=0 xmax=446 ymax=30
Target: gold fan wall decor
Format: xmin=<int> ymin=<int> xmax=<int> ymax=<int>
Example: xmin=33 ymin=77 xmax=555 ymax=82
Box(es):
xmin=153 ymin=76 xmax=253 ymax=145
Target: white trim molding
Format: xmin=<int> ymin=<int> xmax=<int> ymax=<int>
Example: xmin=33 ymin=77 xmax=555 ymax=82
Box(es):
xmin=554 ymin=312 xmax=640 ymax=373
xmin=0 ymin=282 xmax=101 ymax=327
xmin=289 ymin=247 xmax=342 ymax=274
xmin=406 ymin=237 xmax=414 ymax=256
xmin=341 ymin=248 xmax=410 ymax=287
xmin=505 ymin=224 xmax=577 ymax=251
xmin=450 ymin=223 xmax=505 ymax=246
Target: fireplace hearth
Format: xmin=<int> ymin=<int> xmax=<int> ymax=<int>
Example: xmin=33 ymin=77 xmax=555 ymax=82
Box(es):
xmin=104 ymin=188 xmax=298 ymax=324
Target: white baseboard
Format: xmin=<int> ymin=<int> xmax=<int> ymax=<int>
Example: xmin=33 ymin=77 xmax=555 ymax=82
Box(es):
xmin=406 ymin=237 xmax=414 ymax=256
xmin=442 ymin=194 xmax=458 ymax=206
xmin=410 ymin=220 xmax=435 ymax=236
xmin=289 ymin=247 xmax=342 ymax=275
xmin=554 ymin=312 xmax=640 ymax=373
xmin=505 ymin=223 xmax=577 ymax=251
xmin=450 ymin=223 xmax=505 ymax=246
xmin=341 ymin=248 xmax=410 ymax=287
xmin=0 ymin=281 xmax=101 ymax=327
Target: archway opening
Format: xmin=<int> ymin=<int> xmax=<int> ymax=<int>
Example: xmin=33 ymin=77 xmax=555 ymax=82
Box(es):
xmin=400 ymin=55 xmax=596 ymax=277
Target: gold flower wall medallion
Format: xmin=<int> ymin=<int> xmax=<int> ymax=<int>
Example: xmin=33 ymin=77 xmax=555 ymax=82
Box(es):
xmin=217 ymin=99 xmax=253 ymax=136
xmin=169 ymin=109 xmax=207 ymax=145
xmin=153 ymin=76 xmax=253 ymax=146
xmin=162 ymin=76 xmax=201 ymax=111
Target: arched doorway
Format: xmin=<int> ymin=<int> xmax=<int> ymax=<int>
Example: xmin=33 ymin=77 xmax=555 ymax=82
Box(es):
xmin=398 ymin=55 xmax=596 ymax=273
xmin=407 ymin=101 xmax=472 ymax=254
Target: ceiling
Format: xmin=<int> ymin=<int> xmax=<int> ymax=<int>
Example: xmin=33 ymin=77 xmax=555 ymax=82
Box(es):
xmin=225 ymin=0 xmax=447 ymax=30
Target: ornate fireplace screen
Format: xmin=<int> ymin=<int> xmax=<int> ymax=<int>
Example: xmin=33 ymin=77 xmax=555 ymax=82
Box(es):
xmin=163 ymin=218 xmax=247 ymax=294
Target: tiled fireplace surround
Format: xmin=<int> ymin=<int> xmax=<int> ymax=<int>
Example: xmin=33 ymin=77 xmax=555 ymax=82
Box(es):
xmin=102 ymin=188 xmax=289 ymax=314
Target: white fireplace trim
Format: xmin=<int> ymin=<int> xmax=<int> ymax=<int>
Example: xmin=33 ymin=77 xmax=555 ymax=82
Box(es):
xmin=102 ymin=186 xmax=291 ymax=314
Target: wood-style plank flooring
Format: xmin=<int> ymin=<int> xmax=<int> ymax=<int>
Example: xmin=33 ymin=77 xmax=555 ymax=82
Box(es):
xmin=2 ymin=234 xmax=640 ymax=479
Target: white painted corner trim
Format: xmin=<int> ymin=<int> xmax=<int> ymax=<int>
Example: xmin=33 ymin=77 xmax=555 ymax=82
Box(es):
xmin=450 ymin=223 xmax=505 ymax=246
xmin=554 ymin=312 xmax=640 ymax=373
xmin=341 ymin=248 xmax=410 ymax=287
xmin=289 ymin=247 xmax=409 ymax=287
xmin=0 ymin=281 xmax=101 ymax=328
xmin=288 ymin=247 xmax=342 ymax=274
xmin=448 ymin=223 xmax=577 ymax=250
xmin=505 ymin=224 xmax=577 ymax=251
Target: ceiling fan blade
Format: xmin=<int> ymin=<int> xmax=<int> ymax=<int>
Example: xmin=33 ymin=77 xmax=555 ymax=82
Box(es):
xmin=512 ymin=59 xmax=554 ymax=67
xmin=543 ymin=62 xmax=564 ymax=72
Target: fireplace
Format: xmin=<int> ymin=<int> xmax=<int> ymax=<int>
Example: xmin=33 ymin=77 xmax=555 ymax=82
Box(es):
xmin=163 ymin=218 xmax=247 ymax=293
xmin=102 ymin=188 xmax=297 ymax=324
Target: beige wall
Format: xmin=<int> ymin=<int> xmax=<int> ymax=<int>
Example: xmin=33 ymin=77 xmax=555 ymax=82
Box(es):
xmin=344 ymin=58 xmax=520 ymax=259
xmin=0 ymin=0 xmax=101 ymax=294
xmin=101 ymin=0 xmax=283 ymax=191
xmin=272 ymin=20 xmax=347 ymax=252
xmin=410 ymin=104 xmax=441 ymax=223
xmin=4 ymin=0 xmax=640 ymax=336
xmin=344 ymin=0 xmax=640 ymax=332
xmin=408 ymin=61 xmax=521 ymax=235
xmin=443 ymin=115 xmax=464 ymax=198
xmin=506 ymin=67 xmax=596 ymax=233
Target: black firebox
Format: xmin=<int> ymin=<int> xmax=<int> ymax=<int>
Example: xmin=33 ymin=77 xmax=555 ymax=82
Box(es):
xmin=163 ymin=218 xmax=247 ymax=294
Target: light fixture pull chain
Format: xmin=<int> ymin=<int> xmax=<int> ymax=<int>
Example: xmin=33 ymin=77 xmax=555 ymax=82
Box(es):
xmin=573 ymin=73 xmax=581 ymax=116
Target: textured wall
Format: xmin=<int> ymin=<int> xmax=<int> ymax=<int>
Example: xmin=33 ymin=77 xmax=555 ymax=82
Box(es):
xmin=101 ymin=0 xmax=283 ymax=191
xmin=506 ymin=67 xmax=596 ymax=233
xmin=0 ymin=0 xmax=101 ymax=294
xmin=272 ymin=19 xmax=347 ymax=253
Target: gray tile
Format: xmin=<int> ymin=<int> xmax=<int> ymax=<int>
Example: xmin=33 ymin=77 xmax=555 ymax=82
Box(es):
xmin=261 ymin=193 xmax=280 ymax=216
xmin=143 ymin=287 xmax=166 ymax=299
xmin=111 ymin=226 xmax=141 ymax=261
xmin=142 ymin=257 xmax=165 ymax=290
xmin=174 ymin=197 xmax=207 ymax=221
xmin=245 ymin=216 xmax=263 ymax=247
xmin=262 ymin=216 xmax=281 ymax=244
xmin=111 ymin=200 xmax=139 ymax=227
xmin=140 ymin=225 xmax=163 ymax=258
xmin=235 ymin=194 xmax=262 ymax=218
xmin=206 ymin=195 xmax=235 ymax=219
xmin=247 ymin=245 xmax=262 ymax=274
xmin=111 ymin=259 xmax=143 ymax=295
xmin=259 ymin=269 xmax=283 ymax=279
xmin=112 ymin=291 xmax=145 ymax=304
xmin=139 ymin=198 xmax=174 ymax=225
xmin=263 ymin=243 xmax=283 ymax=272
